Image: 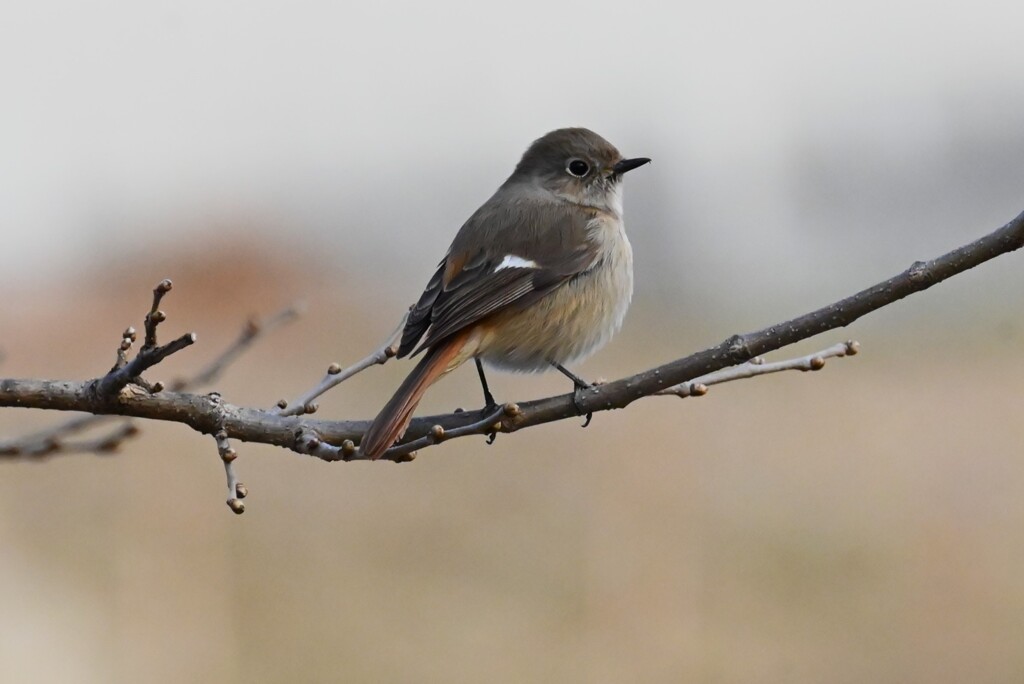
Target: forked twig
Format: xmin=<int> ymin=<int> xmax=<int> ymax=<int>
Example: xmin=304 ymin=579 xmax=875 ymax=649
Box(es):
xmin=0 ymin=292 xmax=300 ymax=460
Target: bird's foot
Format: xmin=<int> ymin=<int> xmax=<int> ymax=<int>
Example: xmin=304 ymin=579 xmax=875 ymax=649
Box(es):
xmin=554 ymin=363 xmax=594 ymax=427
xmin=476 ymin=358 xmax=500 ymax=443
xmin=478 ymin=388 xmax=503 ymax=445
xmin=570 ymin=389 xmax=593 ymax=428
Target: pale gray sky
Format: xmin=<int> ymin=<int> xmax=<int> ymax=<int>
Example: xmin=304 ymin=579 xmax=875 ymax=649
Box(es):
xmin=3 ymin=0 xmax=1022 ymax=313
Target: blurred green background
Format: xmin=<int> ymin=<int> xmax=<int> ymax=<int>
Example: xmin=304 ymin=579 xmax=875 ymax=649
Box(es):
xmin=2 ymin=1 xmax=1024 ymax=682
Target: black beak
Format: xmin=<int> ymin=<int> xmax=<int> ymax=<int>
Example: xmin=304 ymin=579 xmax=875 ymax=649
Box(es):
xmin=612 ymin=157 xmax=652 ymax=175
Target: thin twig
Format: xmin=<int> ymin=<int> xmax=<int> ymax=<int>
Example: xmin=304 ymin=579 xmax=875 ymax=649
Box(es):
xmin=276 ymin=311 xmax=407 ymax=416
xmin=0 ymin=414 xmax=109 ymax=456
xmin=293 ymin=429 xmax=357 ymax=462
xmin=54 ymin=422 xmax=141 ymax=455
xmin=170 ymin=303 xmax=303 ymax=391
xmin=214 ymin=425 xmax=246 ymax=514
xmin=656 ymin=341 xmax=859 ymax=398
xmin=375 ymin=402 xmax=518 ymax=461
xmin=0 ymin=419 xmax=139 ymax=458
xmin=93 ymin=333 xmax=196 ymax=397
xmin=143 ymin=279 xmax=173 ymax=350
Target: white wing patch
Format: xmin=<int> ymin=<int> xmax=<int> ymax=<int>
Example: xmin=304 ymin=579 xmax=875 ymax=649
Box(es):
xmin=495 ymin=254 xmax=539 ymax=271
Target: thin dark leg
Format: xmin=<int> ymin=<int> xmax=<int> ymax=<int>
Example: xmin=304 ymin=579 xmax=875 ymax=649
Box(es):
xmin=552 ymin=363 xmax=594 ymax=427
xmin=553 ymin=363 xmax=591 ymax=390
xmin=475 ymin=357 xmax=499 ymax=444
xmin=475 ymin=357 xmax=497 ymax=409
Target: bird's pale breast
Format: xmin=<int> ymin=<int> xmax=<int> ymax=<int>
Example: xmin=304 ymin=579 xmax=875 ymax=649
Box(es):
xmin=477 ymin=214 xmax=633 ymax=372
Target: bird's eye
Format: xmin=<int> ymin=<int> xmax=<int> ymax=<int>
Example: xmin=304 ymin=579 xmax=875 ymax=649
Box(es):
xmin=566 ymin=159 xmax=590 ymax=177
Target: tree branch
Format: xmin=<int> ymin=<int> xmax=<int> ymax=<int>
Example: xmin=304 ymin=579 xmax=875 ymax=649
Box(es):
xmin=0 ymin=301 xmax=301 ymax=460
xmin=1 ymin=209 xmax=1022 ymax=469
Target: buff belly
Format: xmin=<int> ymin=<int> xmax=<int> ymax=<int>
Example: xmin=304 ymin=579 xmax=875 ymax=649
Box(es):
xmin=476 ymin=227 xmax=633 ymax=372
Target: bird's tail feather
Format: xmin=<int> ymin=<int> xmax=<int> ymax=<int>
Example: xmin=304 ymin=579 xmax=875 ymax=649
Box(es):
xmin=360 ymin=332 xmax=468 ymax=460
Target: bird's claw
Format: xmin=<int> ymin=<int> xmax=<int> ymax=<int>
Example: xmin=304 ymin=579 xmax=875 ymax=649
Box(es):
xmin=571 ymin=388 xmax=593 ymax=427
xmin=482 ymin=402 xmax=499 ymax=444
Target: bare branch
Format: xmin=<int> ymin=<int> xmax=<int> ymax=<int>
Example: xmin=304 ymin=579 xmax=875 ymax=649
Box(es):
xmin=174 ymin=304 xmax=303 ymax=391
xmin=657 ymin=341 xmax=860 ymax=398
xmin=94 ymin=277 xmax=197 ymax=396
xmin=0 ymin=208 xmax=1022 ymax=465
xmin=214 ymin=426 xmax=246 ymax=514
xmin=143 ymin=279 xmax=174 ymax=349
xmin=55 ymin=422 xmax=141 ymax=455
xmin=275 ymin=311 xmax=407 ymax=416
xmin=0 ymin=301 xmax=300 ymax=460
xmin=1 ymin=414 xmax=111 ymax=457
xmin=0 ymin=418 xmax=140 ymax=458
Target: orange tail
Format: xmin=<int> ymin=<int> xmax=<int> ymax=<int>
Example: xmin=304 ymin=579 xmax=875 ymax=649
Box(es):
xmin=360 ymin=333 xmax=468 ymax=460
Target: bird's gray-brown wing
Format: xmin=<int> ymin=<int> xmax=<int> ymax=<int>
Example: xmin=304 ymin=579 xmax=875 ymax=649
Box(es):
xmin=396 ymin=196 xmax=599 ymax=358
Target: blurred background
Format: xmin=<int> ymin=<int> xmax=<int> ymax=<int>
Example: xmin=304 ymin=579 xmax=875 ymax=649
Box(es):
xmin=2 ymin=1 xmax=1024 ymax=682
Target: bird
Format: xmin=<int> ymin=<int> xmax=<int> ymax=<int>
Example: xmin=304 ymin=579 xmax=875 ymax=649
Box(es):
xmin=359 ymin=127 xmax=650 ymax=459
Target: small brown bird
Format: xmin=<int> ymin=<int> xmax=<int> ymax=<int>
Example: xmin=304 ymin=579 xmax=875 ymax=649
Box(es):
xmin=360 ymin=128 xmax=650 ymax=459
